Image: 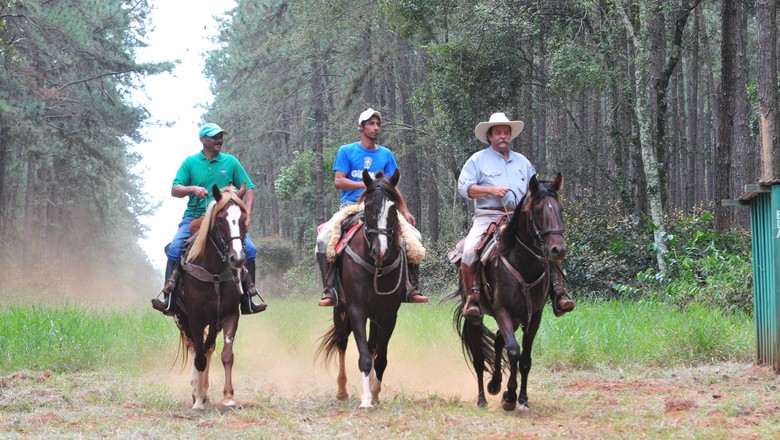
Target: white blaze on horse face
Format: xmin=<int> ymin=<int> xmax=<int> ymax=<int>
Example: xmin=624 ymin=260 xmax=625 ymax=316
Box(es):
xmin=226 ymin=204 xmax=244 ymax=256
xmin=376 ymin=198 xmax=394 ymax=257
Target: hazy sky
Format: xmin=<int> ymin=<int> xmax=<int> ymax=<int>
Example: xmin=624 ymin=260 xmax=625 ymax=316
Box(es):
xmin=131 ymin=0 xmax=235 ymax=271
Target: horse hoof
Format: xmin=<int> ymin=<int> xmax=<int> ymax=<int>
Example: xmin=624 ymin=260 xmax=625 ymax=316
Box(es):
xmin=336 ymin=392 xmax=349 ymax=401
xmin=502 ymin=400 xmax=517 ymax=412
xmin=477 ymin=399 xmax=487 ymax=409
xmin=487 ymin=380 xmax=501 ymax=395
xmin=518 ymin=403 xmax=531 ymax=413
xmin=359 ymin=402 xmax=373 ymax=409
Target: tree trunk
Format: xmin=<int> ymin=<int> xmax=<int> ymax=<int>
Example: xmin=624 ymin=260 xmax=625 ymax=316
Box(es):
xmin=716 ymin=0 xmax=737 ymax=232
xmin=620 ymin=4 xmax=668 ymax=275
xmin=311 ymin=58 xmax=326 ymax=224
xmin=756 ymin=0 xmax=780 ymax=183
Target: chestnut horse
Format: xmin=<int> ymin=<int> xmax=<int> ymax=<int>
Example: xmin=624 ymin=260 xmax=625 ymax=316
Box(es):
xmin=455 ymin=173 xmax=566 ymax=410
xmin=171 ymin=183 xmax=248 ymax=409
xmin=317 ymin=169 xmax=409 ymax=408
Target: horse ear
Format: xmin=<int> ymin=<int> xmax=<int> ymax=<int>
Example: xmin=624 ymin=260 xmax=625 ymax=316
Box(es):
xmin=389 ymin=169 xmax=400 ymax=187
xmin=528 ymin=174 xmax=539 ymax=194
xmin=551 ymin=172 xmax=563 ymax=192
xmin=212 ymin=184 xmax=222 ymax=202
xmin=237 ymin=181 xmax=247 ymax=199
xmin=362 ymin=169 xmax=374 ymax=188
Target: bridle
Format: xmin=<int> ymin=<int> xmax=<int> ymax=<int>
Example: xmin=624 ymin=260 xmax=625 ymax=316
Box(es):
xmin=514 ymin=190 xmax=565 ymax=261
xmin=208 ymin=200 xmax=246 ymax=263
xmin=344 ymin=185 xmax=406 ymax=295
xmin=363 ymin=186 xmax=397 ymax=249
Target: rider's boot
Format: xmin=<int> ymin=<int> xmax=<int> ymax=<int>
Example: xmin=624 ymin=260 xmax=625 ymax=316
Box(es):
xmin=461 ymin=263 xmax=482 ymax=319
xmin=550 ymin=263 xmax=574 ymax=317
xmin=240 ymin=259 xmax=267 ymax=314
xmin=405 ymin=263 xmax=429 ymax=303
xmin=316 ymin=252 xmax=338 ymax=307
xmin=151 ymin=258 xmax=179 ymax=316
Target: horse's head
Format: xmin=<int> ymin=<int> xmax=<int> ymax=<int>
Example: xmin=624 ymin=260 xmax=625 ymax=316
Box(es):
xmin=360 ymin=169 xmax=402 ymax=264
xmin=210 ymin=182 xmax=248 ymax=269
xmin=520 ymin=173 xmax=566 ymax=262
xmin=187 ymin=182 xmax=248 ymax=267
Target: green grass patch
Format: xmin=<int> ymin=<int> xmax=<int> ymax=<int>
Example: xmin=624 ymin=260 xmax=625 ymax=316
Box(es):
xmin=0 ymin=306 xmax=169 ymax=373
xmin=537 ymin=299 xmax=754 ymax=370
xmin=0 ymin=299 xmax=755 ymax=375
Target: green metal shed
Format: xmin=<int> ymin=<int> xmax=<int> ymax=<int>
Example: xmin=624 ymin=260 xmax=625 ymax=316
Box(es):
xmin=725 ymin=184 xmax=780 ymax=372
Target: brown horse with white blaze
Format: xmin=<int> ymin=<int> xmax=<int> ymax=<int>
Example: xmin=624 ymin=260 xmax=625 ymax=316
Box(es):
xmin=172 ymin=183 xmax=248 ymax=409
xmin=317 ymin=169 xmax=409 ymax=408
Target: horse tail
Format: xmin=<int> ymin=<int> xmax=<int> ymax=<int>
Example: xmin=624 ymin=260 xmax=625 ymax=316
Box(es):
xmin=453 ymin=304 xmax=498 ymax=376
xmin=315 ymin=323 xmax=341 ymax=366
xmin=177 ymin=329 xmax=190 ymax=372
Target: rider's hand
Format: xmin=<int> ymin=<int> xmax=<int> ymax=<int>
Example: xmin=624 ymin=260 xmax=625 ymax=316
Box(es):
xmin=404 ymin=211 xmax=417 ymax=228
xmin=191 ymin=186 xmax=208 ymax=199
xmin=492 ymin=186 xmax=509 ymax=198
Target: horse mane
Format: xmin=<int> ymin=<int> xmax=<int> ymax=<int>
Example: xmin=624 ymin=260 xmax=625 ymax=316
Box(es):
xmin=357 ymin=171 xmax=409 ymax=215
xmin=499 ymin=179 xmax=558 ymax=255
xmin=186 ymin=186 xmax=247 ymax=263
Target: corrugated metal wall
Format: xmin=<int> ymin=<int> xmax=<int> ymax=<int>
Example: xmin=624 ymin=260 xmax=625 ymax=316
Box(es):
xmin=749 ymin=185 xmax=780 ymax=371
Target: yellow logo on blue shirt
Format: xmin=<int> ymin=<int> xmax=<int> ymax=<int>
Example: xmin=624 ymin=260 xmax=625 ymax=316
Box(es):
xmin=364 ymin=157 xmax=372 ymax=169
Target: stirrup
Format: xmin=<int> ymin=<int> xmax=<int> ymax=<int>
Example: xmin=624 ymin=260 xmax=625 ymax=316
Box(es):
xmin=463 ymin=288 xmax=482 ymax=319
xmin=318 ymin=287 xmax=338 ymax=307
xmin=552 ymin=287 xmax=574 ymax=317
xmin=151 ymin=292 xmax=174 ymax=316
xmin=408 ymin=292 xmax=429 ymax=303
xmin=241 ymin=289 xmax=267 ymax=314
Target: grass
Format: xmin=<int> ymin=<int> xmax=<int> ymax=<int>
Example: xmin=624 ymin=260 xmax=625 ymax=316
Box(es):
xmin=0 ymin=298 xmax=775 ymax=439
xmin=0 ymin=305 xmax=169 ymax=373
xmin=0 ymin=298 xmax=754 ymax=375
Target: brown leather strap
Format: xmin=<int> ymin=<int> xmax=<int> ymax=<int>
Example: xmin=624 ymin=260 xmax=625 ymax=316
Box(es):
xmin=181 ymin=260 xmax=236 ymax=284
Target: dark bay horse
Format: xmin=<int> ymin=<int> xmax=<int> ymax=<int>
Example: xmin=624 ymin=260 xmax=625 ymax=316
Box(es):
xmin=455 ymin=173 xmax=566 ymax=411
xmin=317 ymin=169 xmax=409 ymax=408
xmin=172 ymin=183 xmax=248 ymax=409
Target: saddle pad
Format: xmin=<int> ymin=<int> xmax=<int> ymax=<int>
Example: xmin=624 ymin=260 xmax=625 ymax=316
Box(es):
xmin=335 ymin=222 xmax=363 ymax=255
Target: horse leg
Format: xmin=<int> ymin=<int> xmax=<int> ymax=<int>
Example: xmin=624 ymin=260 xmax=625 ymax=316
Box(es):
xmin=495 ymin=311 xmax=520 ymax=411
xmin=189 ymin=323 xmax=209 ymax=409
xmin=369 ymin=319 xmax=396 ymax=406
xmin=336 ymin=349 xmax=348 ymax=400
xmin=220 ymin=318 xmax=239 ymax=407
xmin=348 ymin=310 xmax=373 ymax=408
xmin=518 ymin=312 xmax=542 ymax=409
xmin=487 ymin=332 xmax=505 ymax=395
xmin=462 ymin=316 xmax=488 ymax=408
xmin=335 ymin=306 xmax=351 ymax=401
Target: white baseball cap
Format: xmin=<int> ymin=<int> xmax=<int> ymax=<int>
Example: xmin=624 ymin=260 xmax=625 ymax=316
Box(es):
xmin=358 ymin=108 xmax=381 ymax=125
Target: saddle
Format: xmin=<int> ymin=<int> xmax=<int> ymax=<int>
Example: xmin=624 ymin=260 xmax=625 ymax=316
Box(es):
xmin=189 ymin=217 xmax=205 ymax=234
xmin=334 ymin=214 xmax=364 ymax=256
xmin=447 ymin=215 xmax=510 ymax=267
xmin=325 ymin=204 xmax=426 ymax=264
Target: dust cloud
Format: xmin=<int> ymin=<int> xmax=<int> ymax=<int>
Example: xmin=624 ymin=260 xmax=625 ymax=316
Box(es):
xmin=147 ymin=307 xmax=480 ymax=404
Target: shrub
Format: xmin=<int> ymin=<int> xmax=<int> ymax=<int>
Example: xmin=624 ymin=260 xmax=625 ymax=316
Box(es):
xmin=565 ymin=193 xmax=753 ymax=313
xmin=255 ymin=236 xmax=295 ymax=287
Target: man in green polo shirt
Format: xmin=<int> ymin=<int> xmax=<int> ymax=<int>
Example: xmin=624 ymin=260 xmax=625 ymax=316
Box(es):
xmin=151 ymin=123 xmax=267 ymax=315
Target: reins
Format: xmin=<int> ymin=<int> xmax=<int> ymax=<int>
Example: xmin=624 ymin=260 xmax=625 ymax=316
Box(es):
xmin=181 ymin=197 xmax=245 ymax=323
xmin=343 ymin=184 xmax=407 ymax=296
xmin=496 ymin=187 xmax=564 ymax=323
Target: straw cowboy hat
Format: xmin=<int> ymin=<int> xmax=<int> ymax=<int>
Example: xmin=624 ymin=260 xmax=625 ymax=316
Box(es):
xmin=474 ymin=112 xmax=524 ymax=144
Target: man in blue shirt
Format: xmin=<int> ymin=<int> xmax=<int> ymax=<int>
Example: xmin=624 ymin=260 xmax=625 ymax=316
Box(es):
xmin=151 ymin=123 xmax=266 ymax=316
xmin=315 ymin=108 xmax=428 ymax=306
xmin=457 ymin=113 xmax=574 ymax=318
